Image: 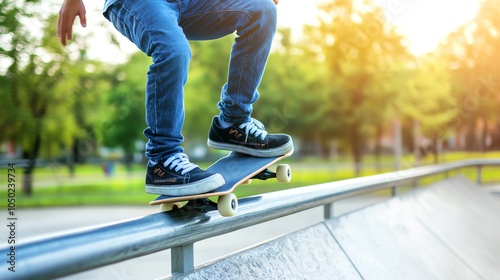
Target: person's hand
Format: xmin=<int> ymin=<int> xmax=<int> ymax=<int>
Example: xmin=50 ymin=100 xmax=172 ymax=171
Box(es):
xmin=57 ymin=0 xmax=87 ymax=46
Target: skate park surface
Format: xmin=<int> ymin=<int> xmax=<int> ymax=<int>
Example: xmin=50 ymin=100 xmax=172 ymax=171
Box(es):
xmin=168 ymin=177 xmax=500 ymax=279
xmin=12 ymin=176 xmax=500 ymax=279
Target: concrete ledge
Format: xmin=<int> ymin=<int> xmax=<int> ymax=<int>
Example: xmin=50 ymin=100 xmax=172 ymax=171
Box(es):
xmin=167 ymin=224 xmax=361 ymax=279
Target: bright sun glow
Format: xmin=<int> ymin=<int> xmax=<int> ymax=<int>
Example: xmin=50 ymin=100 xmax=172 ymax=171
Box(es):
xmin=277 ymin=0 xmax=481 ymax=56
xmin=377 ymin=0 xmax=481 ymax=55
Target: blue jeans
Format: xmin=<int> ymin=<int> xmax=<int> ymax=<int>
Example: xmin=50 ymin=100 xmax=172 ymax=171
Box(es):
xmin=104 ymin=0 xmax=277 ymax=162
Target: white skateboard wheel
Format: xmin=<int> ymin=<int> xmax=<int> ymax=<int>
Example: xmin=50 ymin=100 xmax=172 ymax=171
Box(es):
xmin=218 ymin=193 xmax=238 ymax=217
xmin=276 ymin=164 xmax=291 ymax=183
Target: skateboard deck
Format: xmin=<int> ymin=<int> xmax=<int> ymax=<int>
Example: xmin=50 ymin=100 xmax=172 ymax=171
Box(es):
xmin=150 ymin=149 xmax=293 ymax=216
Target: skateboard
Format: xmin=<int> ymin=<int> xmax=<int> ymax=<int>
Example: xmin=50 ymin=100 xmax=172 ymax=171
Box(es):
xmin=149 ymin=149 xmax=293 ymax=217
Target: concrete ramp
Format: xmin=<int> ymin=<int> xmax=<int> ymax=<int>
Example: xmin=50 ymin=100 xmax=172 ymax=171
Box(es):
xmin=167 ymin=176 xmax=500 ymax=279
xmin=327 ymin=176 xmax=500 ymax=279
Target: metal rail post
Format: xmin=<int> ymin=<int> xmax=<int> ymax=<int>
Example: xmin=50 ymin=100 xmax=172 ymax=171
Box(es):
xmin=172 ymin=244 xmax=195 ymax=274
xmin=391 ymin=185 xmax=397 ymax=197
xmin=324 ymin=203 xmax=334 ymax=220
xmin=477 ymin=165 xmax=482 ymax=184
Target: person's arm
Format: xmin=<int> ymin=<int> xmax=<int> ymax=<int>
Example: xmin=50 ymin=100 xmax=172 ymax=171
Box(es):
xmin=273 ymin=0 xmax=278 ymax=4
xmin=57 ymin=0 xmax=87 ymax=46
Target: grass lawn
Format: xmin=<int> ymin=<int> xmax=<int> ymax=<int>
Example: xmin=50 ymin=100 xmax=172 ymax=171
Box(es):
xmin=1 ymin=151 xmax=499 ymax=208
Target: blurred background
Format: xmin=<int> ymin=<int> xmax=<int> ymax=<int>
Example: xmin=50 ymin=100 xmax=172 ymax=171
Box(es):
xmin=1 ymin=0 xmax=500 ymax=207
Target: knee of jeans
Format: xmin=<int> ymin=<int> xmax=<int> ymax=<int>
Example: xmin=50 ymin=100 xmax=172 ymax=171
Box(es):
xmin=149 ymin=39 xmax=192 ymax=69
xmin=255 ymin=0 xmax=277 ymax=27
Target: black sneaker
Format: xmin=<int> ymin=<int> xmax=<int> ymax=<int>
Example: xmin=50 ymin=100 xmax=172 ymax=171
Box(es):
xmin=207 ymin=116 xmax=293 ymax=157
xmin=145 ymin=153 xmax=225 ymax=196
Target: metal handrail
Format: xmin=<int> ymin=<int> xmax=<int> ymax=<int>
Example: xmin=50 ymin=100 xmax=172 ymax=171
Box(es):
xmin=1 ymin=158 xmax=499 ymax=280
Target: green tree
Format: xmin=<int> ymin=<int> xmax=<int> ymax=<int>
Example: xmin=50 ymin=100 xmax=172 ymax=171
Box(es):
xmin=399 ymin=55 xmax=456 ymax=163
xmin=1 ymin=1 xmax=53 ymax=194
xmin=439 ymin=0 xmax=500 ymax=151
xmin=101 ymin=52 xmax=149 ymax=165
xmin=0 ymin=8 xmax=107 ymax=194
xmin=302 ymin=0 xmax=410 ymax=175
xmin=183 ymin=36 xmax=233 ymax=150
xmin=0 ymin=0 xmax=41 ymax=137
xmin=259 ymin=28 xmax=332 ymax=156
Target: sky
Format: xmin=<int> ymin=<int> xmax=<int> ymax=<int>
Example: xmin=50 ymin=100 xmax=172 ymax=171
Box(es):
xmin=33 ymin=0 xmax=483 ymax=63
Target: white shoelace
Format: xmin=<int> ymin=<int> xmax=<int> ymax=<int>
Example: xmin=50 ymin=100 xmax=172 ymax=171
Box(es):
xmin=163 ymin=153 xmax=197 ymax=175
xmin=239 ymin=119 xmax=268 ymax=142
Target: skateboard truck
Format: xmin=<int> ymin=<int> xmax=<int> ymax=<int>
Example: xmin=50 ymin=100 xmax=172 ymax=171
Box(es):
xmin=253 ymin=166 xmax=291 ymax=181
xmin=243 ymin=166 xmax=290 ymax=185
xmin=253 ymin=168 xmax=275 ymax=180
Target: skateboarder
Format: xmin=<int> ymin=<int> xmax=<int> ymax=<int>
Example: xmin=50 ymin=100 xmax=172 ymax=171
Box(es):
xmin=57 ymin=0 xmax=293 ymax=196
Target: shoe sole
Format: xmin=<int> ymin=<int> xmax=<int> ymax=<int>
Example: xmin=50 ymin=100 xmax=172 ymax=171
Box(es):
xmin=207 ymin=138 xmax=293 ymax=157
xmin=146 ymin=173 xmax=225 ymax=196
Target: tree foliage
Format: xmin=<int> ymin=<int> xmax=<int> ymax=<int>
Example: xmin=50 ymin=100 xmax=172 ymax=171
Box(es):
xmin=2 ymin=0 xmax=500 ymax=193
xmin=101 ymin=52 xmax=149 ymax=156
xmin=1 ymin=4 xmax=108 ymax=194
xmin=438 ymin=0 xmax=500 ymax=151
xmin=301 ymin=0 xmax=411 ymax=173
